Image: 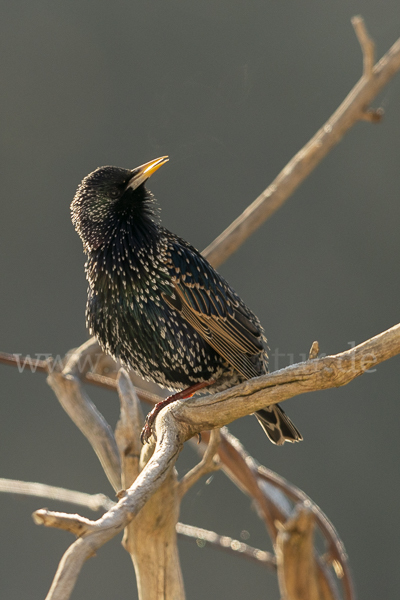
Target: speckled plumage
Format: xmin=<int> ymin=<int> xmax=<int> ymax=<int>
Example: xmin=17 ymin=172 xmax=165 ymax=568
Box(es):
xmin=71 ymin=159 xmax=302 ymax=445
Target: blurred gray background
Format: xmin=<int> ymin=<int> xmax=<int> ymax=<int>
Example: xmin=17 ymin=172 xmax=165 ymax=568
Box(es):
xmin=1 ymin=1 xmax=400 ymax=598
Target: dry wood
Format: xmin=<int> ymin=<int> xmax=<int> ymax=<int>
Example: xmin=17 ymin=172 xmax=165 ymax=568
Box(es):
xmin=276 ymin=506 xmax=338 ymax=600
xmin=202 ymin=17 xmax=400 ymax=268
xmin=171 ymin=323 xmax=400 ymax=434
xmin=2 ymin=15 xmax=400 ymax=600
xmin=176 ymin=523 xmax=277 ymax=571
xmin=178 ymin=428 xmax=221 ymax=498
xmin=0 ymin=479 xmax=114 ymax=511
xmin=115 ymin=369 xmax=185 ymax=600
xmin=33 ymin=510 xmax=97 ymax=536
xmin=0 ymin=475 xmax=277 ymax=572
xmin=47 ymin=371 xmax=121 ymax=492
xmin=34 ymin=323 xmax=398 ymax=599
xmin=205 ymin=429 xmax=352 ymax=600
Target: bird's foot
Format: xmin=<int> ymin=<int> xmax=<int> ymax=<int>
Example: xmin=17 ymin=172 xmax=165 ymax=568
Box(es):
xmin=140 ymin=380 xmax=215 ymax=444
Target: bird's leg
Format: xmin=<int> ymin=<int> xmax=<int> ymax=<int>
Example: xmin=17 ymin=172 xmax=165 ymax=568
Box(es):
xmin=140 ymin=380 xmax=216 ymax=444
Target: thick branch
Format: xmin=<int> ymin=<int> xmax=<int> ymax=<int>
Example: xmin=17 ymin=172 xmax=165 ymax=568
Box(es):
xmin=115 ymin=369 xmax=144 ymax=487
xmin=198 ymin=429 xmax=351 ymax=599
xmin=38 ymin=412 xmax=183 ymax=600
xmin=170 ymin=323 xmax=400 ymax=434
xmin=276 ymin=506 xmax=339 ymax=600
xmin=116 ymin=369 xmax=185 ymax=600
xmin=38 ymin=323 xmax=397 ymax=599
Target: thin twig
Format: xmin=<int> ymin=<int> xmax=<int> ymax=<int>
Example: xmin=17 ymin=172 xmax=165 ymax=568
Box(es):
xmin=178 ymin=428 xmax=221 ymax=497
xmin=352 ymin=15 xmax=375 ymax=79
xmin=176 ymin=523 xmax=277 ymax=572
xmin=0 ymin=478 xmax=115 ymax=511
xmin=0 ymin=476 xmax=275 ymax=572
xmin=0 ymin=350 xmax=160 ymax=404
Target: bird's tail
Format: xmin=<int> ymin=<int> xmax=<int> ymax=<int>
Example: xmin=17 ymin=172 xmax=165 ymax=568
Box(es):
xmin=255 ymin=405 xmax=302 ymax=445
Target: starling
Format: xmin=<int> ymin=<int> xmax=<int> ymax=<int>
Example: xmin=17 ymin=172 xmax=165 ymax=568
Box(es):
xmin=71 ymin=157 xmax=302 ymax=445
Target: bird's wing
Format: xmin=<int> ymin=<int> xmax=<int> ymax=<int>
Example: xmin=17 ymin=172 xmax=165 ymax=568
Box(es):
xmin=162 ymin=236 xmax=265 ymax=380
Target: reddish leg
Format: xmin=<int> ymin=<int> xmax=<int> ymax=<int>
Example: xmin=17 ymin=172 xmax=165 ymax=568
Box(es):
xmin=140 ymin=380 xmax=216 ymax=444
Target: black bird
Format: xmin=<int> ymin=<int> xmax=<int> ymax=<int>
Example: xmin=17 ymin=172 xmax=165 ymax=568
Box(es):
xmin=71 ymin=157 xmax=302 ymax=445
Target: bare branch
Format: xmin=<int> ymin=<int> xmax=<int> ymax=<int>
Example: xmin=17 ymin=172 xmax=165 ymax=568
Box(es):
xmin=36 ymin=316 xmax=389 ymax=600
xmin=62 ymin=338 xmax=103 ymax=379
xmin=308 ymin=341 xmax=320 ymax=360
xmin=4 ymin=322 xmax=397 ymax=600
xmin=200 ymin=429 xmax=350 ymax=598
xmin=33 ymin=509 xmax=97 ymax=537
xmin=176 ymin=523 xmax=277 ymax=571
xmin=0 ymin=476 xmax=275 ymax=574
xmin=37 ymin=413 xmax=183 ymax=600
xmin=47 ymin=371 xmax=121 ymax=493
xmin=276 ymin=505 xmax=339 ymax=600
xmin=170 ymin=323 xmax=400 ymax=435
xmin=0 ymin=349 xmax=161 ymax=406
xmin=352 ymin=15 xmax=375 ymax=79
xmin=202 ymin=27 xmax=400 ymax=268
xmin=115 ymin=368 xmax=144 ymax=487
xmin=0 ymin=478 xmax=114 ymax=511
xmin=0 ymin=351 xmax=49 ymax=373
xmin=115 ymin=368 xmax=186 ymax=599
xmin=178 ymin=428 xmax=221 ymax=497
xmin=257 ymin=466 xmax=353 ymax=596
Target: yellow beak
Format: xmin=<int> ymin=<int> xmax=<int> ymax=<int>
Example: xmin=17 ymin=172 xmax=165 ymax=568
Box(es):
xmin=127 ymin=156 xmax=169 ymax=191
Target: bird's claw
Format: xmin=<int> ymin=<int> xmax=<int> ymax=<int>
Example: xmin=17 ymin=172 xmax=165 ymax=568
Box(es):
xmin=140 ymin=413 xmax=155 ymax=444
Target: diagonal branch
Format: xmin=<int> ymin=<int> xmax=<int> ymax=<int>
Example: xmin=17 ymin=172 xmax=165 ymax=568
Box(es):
xmin=202 ymin=17 xmax=400 ymax=268
xmin=170 ymin=323 xmax=400 ymax=434
xmin=178 ymin=428 xmax=221 ymax=498
xmin=176 ymin=523 xmax=277 ymax=571
xmin=2 ymin=16 xmax=399 ymax=600
xmin=0 ymin=475 xmax=276 ymax=572
xmin=37 ymin=415 xmax=182 ymax=600
xmin=34 ymin=322 xmax=398 ymax=599
xmin=200 ymin=429 xmax=353 ymax=600
xmin=47 ymin=372 xmax=122 ymax=492
xmin=352 ymin=15 xmax=375 ymax=79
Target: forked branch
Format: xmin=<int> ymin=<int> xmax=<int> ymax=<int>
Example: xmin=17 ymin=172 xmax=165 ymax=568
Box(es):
xmin=1 ymin=15 xmax=400 ymax=600
xmin=34 ymin=322 xmax=399 ymax=599
xmin=203 ymin=17 xmax=400 ymax=267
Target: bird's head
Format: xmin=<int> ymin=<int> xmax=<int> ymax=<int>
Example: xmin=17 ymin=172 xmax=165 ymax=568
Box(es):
xmin=71 ymin=156 xmax=168 ymax=252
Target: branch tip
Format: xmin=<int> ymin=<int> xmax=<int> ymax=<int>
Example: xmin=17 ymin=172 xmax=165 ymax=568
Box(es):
xmin=178 ymin=428 xmax=221 ymax=497
xmin=308 ymin=341 xmax=320 ymax=360
xmin=351 ymin=15 xmax=375 ymax=79
xmin=361 ymin=107 xmax=384 ymax=122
